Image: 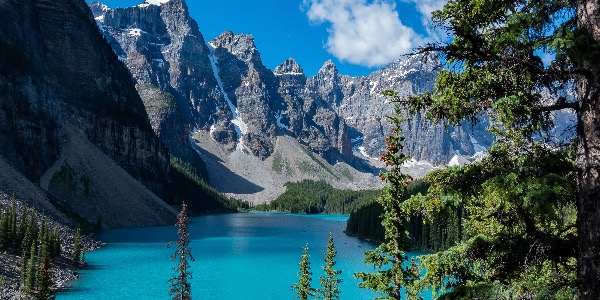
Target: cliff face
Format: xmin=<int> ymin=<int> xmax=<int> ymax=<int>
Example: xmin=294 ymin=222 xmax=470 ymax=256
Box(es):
xmin=91 ymin=2 xmax=357 ymax=162
xmin=335 ymin=54 xmax=492 ymax=164
xmin=91 ymin=0 xmax=492 ymax=169
xmin=90 ymin=0 xmax=219 ymax=176
xmin=0 ymin=0 xmax=176 ymax=227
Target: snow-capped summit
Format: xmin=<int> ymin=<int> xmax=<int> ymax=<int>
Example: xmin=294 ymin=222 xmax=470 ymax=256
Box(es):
xmin=139 ymin=0 xmax=170 ymax=7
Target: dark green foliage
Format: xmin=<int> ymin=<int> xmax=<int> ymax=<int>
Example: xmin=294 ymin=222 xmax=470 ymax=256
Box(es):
xmin=318 ymin=234 xmax=342 ymax=300
xmin=380 ymin=0 xmax=597 ymax=297
xmin=72 ymin=228 xmax=81 ymax=266
xmin=292 ymin=243 xmax=315 ymax=300
xmin=0 ymin=199 xmax=62 ymax=298
xmin=169 ymin=202 xmax=194 ymax=300
xmin=169 ymin=157 xmax=247 ymax=213
xmin=37 ymin=250 xmax=54 ymax=300
xmin=253 ymin=180 xmax=379 ymax=214
xmin=345 ymin=180 xmax=429 ymax=245
xmin=355 ymin=105 xmax=419 ymax=300
xmin=346 ymin=200 xmax=385 ymax=243
xmin=400 ymin=146 xmax=578 ymax=298
xmin=25 ymin=242 xmax=36 ymax=293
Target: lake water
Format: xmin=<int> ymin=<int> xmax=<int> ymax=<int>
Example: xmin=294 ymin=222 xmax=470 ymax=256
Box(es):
xmin=56 ymin=212 xmax=430 ymax=299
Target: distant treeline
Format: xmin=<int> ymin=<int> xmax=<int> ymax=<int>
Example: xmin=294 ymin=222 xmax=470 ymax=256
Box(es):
xmin=253 ymin=180 xmax=380 ymax=214
xmin=345 ymin=179 xmax=461 ymax=251
xmin=170 ymin=157 xmax=249 ymax=213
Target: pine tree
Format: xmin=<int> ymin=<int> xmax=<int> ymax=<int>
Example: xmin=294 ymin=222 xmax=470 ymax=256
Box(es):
xmin=20 ymin=244 xmax=28 ymax=288
xmin=169 ymin=202 xmax=194 ymax=300
xmin=355 ymin=104 xmax=418 ymax=300
xmin=25 ymin=242 xmax=36 ymax=293
xmin=72 ymin=228 xmax=81 ymax=266
xmin=292 ymin=243 xmax=315 ymax=300
xmin=37 ymin=240 xmax=54 ymax=300
xmin=0 ymin=208 xmax=5 ymax=250
xmin=9 ymin=195 xmax=16 ymax=245
xmin=384 ymin=0 xmax=597 ymax=297
xmin=318 ymin=233 xmax=342 ymax=300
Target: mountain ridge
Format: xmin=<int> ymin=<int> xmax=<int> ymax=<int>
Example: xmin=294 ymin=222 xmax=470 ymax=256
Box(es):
xmin=89 ymin=0 xmax=493 ymax=201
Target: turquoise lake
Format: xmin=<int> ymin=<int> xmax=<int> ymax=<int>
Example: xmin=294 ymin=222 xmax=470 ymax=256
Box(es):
xmin=56 ymin=212 xmax=431 ymax=299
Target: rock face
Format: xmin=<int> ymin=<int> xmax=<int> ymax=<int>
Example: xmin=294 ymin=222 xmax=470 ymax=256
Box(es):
xmin=90 ymin=0 xmax=219 ymax=176
xmin=0 ymin=0 xmax=176 ymax=227
xmin=335 ymin=53 xmax=492 ymax=165
xmin=91 ymin=0 xmax=492 ymax=170
xmin=90 ymin=1 xmax=361 ymax=164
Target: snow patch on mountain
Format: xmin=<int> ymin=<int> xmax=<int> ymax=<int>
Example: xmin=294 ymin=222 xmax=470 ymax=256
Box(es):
xmin=356 ymin=146 xmax=378 ymax=160
xmin=274 ymin=110 xmax=290 ymax=131
xmin=448 ymin=154 xmax=470 ymax=167
xmin=139 ymin=0 xmax=170 ymax=7
xmin=207 ymin=42 xmax=248 ymax=152
xmin=402 ymin=159 xmax=437 ymax=172
xmin=126 ymin=28 xmax=144 ymax=37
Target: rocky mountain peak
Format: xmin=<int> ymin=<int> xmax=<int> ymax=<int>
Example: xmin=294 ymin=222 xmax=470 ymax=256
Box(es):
xmin=210 ymin=31 xmax=258 ymax=62
xmin=89 ymin=2 xmax=110 ymax=16
xmin=137 ymin=0 xmax=184 ymax=7
xmin=320 ymin=59 xmax=337 ymax=72
xmin=274 ymin=58 xmax=304 ymax=76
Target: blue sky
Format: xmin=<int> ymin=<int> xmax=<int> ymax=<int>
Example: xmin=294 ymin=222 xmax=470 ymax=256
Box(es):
xmin=91 ymin=0 xmax=445 ymax=77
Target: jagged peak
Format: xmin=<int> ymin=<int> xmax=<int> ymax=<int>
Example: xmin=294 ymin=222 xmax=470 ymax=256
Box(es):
xmin=137 ymin=0 xmax=172 ymax=8
xmin=317 ymin=59 xmax=338 ymax=75
xmin=274 ymin=58 xmax=304 ymax=76
xmin=387 ymin=52 xmax=440 ymax=73
xmin=211 ymin=30 xmax=256 ymax=50
xmin=89 ymin=2 xmax=112 ymax=19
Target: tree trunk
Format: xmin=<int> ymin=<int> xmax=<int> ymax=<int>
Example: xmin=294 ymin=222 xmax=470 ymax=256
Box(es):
xmin=576 ymin=1 xmax=600 ymax=298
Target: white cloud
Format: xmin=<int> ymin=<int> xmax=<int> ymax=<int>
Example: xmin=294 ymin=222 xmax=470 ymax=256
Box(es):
xmin=303 ymin=0 xmax=423 ymax=67
xmin=405 ymin=0 xmax=445 ymax=18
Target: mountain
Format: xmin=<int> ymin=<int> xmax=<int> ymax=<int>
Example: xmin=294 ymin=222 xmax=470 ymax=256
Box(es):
xmin=89 ymin=0 xmax=493 ymax=201
xmin=0 ymin=0 xmax=181 ymax=227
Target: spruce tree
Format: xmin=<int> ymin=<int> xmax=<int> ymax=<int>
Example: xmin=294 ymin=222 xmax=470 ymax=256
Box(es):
xmin=72 ymin=228 xmax=81 ymax=266
xmin=318 ymin=233 xmax=342 ymax=300
xmin=37 ymin=240 xmax=54 ymax=300
xmin=384 ymin=0 xmax=598 ymax=297
xmin=169 ymin=202 xmax=194 ymax=300
xmin=9 ymin=197 xmax=17 ymax=247
xmin=0 ymin=209 xmax=5 ymax=250
xmin=355 ymin=104 xmax=418 ymax=300
xmin=25 ymin=242 xmax=36 ymax=293
xmin=20 ymin=244 xmax=28 ymax=288
xmin=17 ymin=204 xmax=28 ymax=246
xmin=292 ymin=243 xmax=315 ymax=300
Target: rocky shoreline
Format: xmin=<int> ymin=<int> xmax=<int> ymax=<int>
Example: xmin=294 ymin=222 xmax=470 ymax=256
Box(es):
xmin=0 ymin=238 xmax=101 ymax=300
xmin=0 ymin=195 xmax=102 ymax=299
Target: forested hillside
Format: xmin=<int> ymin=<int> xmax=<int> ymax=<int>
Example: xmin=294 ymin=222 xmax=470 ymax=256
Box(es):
xmin=253 ymin=180 xmax=379 ymax=214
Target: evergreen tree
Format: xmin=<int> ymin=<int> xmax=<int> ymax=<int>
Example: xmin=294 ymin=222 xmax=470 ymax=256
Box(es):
xmin=318 ymin=234 xmax=342 ymax=300
xmin=72 ymin=228 xmax=81 ymax=266
xmin=37 ymin=239 xmax=54 ymax=300
xmin=292 ymin=243 xmax=315 ymax=300
xmin=17 ymin=203 xmax=28 ymax=246
xmin=9 ymin=195 xmax=17 ymax=246
xmin=25 ymin=242 xmax=36 ymax=293
xmin=383 ymin=0 xmax=598 ymax=297
xmin=169 ymin=202 xmax=194 ymax=300
xmin=20 ymin=244 xmax=28 ymax=288
xmin=355 ymin=104 xmax=419 ymax=300
xmin=0 ymin=208 xmax=5 ymax=250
